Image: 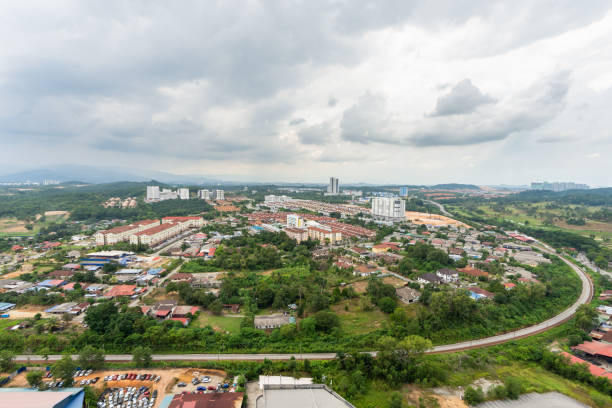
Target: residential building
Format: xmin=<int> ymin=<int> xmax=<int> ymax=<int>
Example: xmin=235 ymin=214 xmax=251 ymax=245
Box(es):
xmin=307 ymin=226 xmax=342 ymax=244
xmin=417 ymin=273 xmax=443 ymax=285
xmin=94 ymin=219 xmax=160 ymax=245
xmin=287 ymin=214 xmax=304 ymax=228
xmin=399 ymin=187 xmax=409 ymax=197
xmin=469 ymin=287 xmax=494 ymax=300
xmin=215 ymin=189 xmax=225 ymax=200
xmin=178 ymin=188 xmax=189 ymax=200
xmin=530 ymin=181 xmax=589 ymax=192
xmin=327 ymin=177 xmax=339 ymax=195
xmin=198 ymin=189 xmax=212 ymax=200
xmin=436 ymin=268 xmax=459 ymax=283
xmin=371 ymin=197 xmax=406 ymax=221
xmin=283 ymin=227 xmax=309 ymax=243
xmin=146 ymin=185 xmax=160 ymax=201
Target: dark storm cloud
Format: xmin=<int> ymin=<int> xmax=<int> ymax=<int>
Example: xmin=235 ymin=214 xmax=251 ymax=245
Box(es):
xmin=430 ymin=79 xmax=496 ymax=116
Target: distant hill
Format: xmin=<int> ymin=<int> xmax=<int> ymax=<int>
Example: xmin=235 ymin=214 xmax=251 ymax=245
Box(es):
xmin=0 ymin=165 xmax=218 ymax=185
xmin=431 ymin=183 xmax=481 ymax=190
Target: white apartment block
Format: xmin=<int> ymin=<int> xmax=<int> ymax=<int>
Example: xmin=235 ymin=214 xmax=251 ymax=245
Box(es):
xmin=286 ymin=214 xmax=304 ymax=228
xmin=215 ymin=189 xmax=225 ymax=200
xmin=178 ymin=188 xmax=190 ymax=200
xmin=130 ymin=216 xmax=204 ymax=246
xmin=198 ymin=189 xmax=212 ymax=200
xmin=308 ymin=226 xmax=342 ymax=244
xmin=146 ymin=186 xmax=160 ymax=201
xmin=371 ymin=197 xmax=406 ymax=220
xmin=94 ymin=219 xmax=160 ymax=245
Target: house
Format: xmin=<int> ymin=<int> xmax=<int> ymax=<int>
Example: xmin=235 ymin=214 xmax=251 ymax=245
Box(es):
xmin=37 ymin=279 xmax=67 ymax=289
xmin=436 ymin=268 xmax=459 ymax=283
xmin=254 ymin=314 xmax=292 ymax=329
xmin=469 ymin=287 xmax=494 ymax=300
xmin=354 ymin=264 xmax=379 ymax=277
xmin=172 ymin=306 xmax=200 ymax=318
xmin=396 ymin=287 xmax=420 ymax=304
xmin=62 ymin=263 xmax=81 ymax=271
xmin=458 ymin=267 xmax=490 ymax=279
xmin=104 ymin=284 xmax=143 ymax=298
xmin=503 ymin=282 xmax=516 ymax=290
xmin=449 ymin=247 xmax=463 ymax=256
xmin=48 ymin=270 xmax=75 ymax=280
xmin=0 ymin=302 xmax=16 ymax=312
xmin=417 ymin=273 xmax=443 ymax=285
xmin=45 ymin=302 xmax=89 ymax=315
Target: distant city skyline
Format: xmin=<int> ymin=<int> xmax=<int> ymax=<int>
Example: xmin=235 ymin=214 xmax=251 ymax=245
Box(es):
xmin=1 ymin=2 xmax=611 ymax=185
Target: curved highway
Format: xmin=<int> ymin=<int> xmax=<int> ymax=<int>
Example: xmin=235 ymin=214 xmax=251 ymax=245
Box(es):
xmin=15 ymin=250 xmax=592 ymax=363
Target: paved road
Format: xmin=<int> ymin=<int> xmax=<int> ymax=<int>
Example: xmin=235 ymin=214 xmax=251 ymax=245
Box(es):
xmin=424 ymin=199 xmax=453 ymax=217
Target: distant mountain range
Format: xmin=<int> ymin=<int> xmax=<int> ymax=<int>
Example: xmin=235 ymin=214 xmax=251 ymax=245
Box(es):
xmin=0 ymin=165 xmax=216 ymax=185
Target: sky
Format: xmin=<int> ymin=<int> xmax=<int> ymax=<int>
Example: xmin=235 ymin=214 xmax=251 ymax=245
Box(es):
xmin=0 ymin=1 xmax=611 ymax=186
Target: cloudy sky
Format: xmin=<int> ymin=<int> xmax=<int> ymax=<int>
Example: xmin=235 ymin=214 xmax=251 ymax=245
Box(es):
xmin=1 ymin=1 xmax=611 ymax=186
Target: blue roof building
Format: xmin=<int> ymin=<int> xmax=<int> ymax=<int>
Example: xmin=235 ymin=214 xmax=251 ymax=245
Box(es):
xmin=0 ymin=387 xmax=84 ymax=408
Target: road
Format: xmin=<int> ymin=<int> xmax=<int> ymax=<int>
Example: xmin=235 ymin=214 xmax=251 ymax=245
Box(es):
xmin=424 ymin=199 xmax=453 ymax=217
xmin=15 ymin=249 xmax=592 ymax=362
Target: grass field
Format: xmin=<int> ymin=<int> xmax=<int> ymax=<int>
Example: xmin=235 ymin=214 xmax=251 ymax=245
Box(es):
xmin=0 ymin=212 xmax=70 ymax=237
xmin=331 ymin=298 xmax=390 ymax=335
xmin=449 ymin=203 xmax=612 ymax=248
xmin=195 ymin=312 xmax=242 ymax=334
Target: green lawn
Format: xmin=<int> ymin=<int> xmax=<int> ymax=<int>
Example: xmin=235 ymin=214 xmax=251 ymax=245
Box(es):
xmin=331 ymin=299 xmax=390 ymax=335
xmin=195 ymin=313 xmax=242 ymax=334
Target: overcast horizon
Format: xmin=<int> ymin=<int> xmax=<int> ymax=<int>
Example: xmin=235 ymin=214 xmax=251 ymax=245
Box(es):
xmin=1 ymin=1 xmax=611 ymax=186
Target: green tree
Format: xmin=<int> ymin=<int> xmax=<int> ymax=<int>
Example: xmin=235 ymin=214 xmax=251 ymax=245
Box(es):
xmin=0 ymin=350 xmax=15 ymax=372
xmin=78 ymin=345 xmax=105 ymax=370
xmin=84 ymin=302 xmax=118 ymax=334
xmin=389 ymin=392 xmax=404 ymax=408
xmin=463 ymin=386 xmax=485 ymax=405
xmin=52 ymin=355 xmax=76 ymax=387
xmin=378 ymin=296 xmax=396 ymax=313
xmin=26 ymin=370 xmax=43 ymax=388
xmin=132 ymin=346 xmax=152 ymax=367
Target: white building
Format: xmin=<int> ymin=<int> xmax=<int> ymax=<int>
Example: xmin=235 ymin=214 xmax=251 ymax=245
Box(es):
xmin=146 ymin=186 xmax=160 ymax=201
xmin=286 ymin=214 xmax=304 ymax=228
xmin=327 ymin=177 xmax=339 ymax=195
xmin=198 ymin=189 xmax=212 ymax=200
xmin=178 ymin=188 xmax=189 ymax=200
xmin=159 ymin=188 xmax=178 ymax=200
xmin=371 ymin=197 xmax=406 ymax=221
xmin=215 ymin=189 xmax=225 ymax=200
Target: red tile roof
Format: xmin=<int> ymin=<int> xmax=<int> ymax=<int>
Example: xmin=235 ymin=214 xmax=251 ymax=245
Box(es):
xmin=573 ymin=341 xmax=612 ymax=359
xmin=560 ymin=351 xmax=612 ymax=380
xmin=105 ymin=284 xmax=140 ymax=298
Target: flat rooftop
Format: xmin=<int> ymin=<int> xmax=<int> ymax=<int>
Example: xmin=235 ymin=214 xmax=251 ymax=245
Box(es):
xmin=256 ymin=385 xmax=354 ymax=408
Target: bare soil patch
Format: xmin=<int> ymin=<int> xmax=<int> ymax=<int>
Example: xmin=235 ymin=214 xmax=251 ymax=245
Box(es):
xmin=405 ymin=211 xmax=471 ymax=228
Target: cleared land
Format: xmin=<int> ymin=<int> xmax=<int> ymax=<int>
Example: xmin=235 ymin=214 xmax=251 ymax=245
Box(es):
xmin=405 ymin=211 xmax=471 ymax=228
xmin=196 ymin=312 xmax=242 ymax=334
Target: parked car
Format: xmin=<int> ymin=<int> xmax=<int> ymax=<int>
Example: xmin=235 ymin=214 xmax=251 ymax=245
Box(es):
xmin=177 ymin=382 xmax=187 ymax=387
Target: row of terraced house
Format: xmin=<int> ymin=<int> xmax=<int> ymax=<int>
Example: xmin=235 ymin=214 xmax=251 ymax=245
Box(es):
xmin=95 ymin=217 xmax=204 ymax=246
